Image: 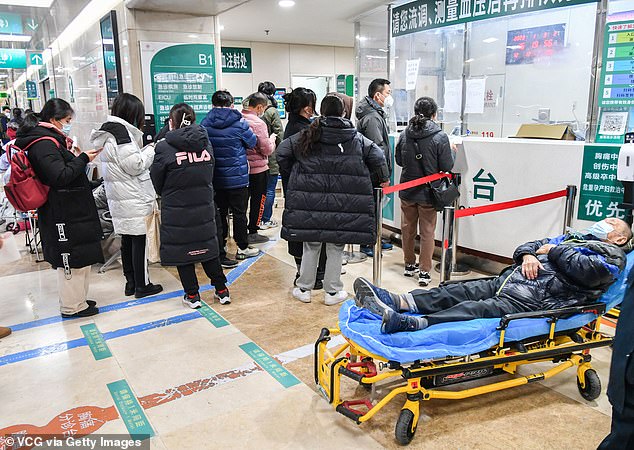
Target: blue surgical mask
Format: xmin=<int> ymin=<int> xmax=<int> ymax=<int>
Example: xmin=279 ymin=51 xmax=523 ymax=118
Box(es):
xmin=62 ymin=123 xmax=72 ymax=135
xmin=584 ymin=220 xmax=614 ymax=240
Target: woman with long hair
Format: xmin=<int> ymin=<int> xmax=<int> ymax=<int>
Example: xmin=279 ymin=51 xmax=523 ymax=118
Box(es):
xmin=395 ymin=96 xmax=454 ymax=286
xmin=16 ymin=99 xmax=103 ymax=317
xmin=277 ymin=94 xmax=389 ymax=305
xmin=90 ymin=93 xmax=162 ymax=299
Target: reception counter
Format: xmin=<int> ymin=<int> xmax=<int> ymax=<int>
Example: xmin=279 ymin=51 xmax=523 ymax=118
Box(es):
xmin=382 ymin=136 xmax=623 ymax=260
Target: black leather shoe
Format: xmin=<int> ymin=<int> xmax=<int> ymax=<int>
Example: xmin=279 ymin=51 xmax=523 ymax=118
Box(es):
xmin=125 ymin=281 xmax=135 ymax=296
xmin=62 ymin=305 xmax=99 ymax=318
xmin=135 ymin=283 xmax=164 ymax=299
xmin=87 ymin=300 xmax=97 ymax=307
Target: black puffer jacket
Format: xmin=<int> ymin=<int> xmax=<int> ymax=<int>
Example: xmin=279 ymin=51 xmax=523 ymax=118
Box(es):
xmin=501 ymin=236 xmax=627 ymax=311
xmin=395 ymin=120 xmax=453 ymax=204
xmin=17 ymin=125 xmax=103 ymax=269
xmin=277 ymin=117 xmax=389 ymax=245
xmin=150 ymin=125 xmax=219 ymax=266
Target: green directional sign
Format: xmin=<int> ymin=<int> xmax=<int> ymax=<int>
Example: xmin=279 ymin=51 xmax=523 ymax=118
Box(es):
xmin=150 ymin=43 xmax=216 ymax=130
xmin=28 ymin=52 xmax=43 ymax=66
xmin=25 ymin=80 xmax=37 ymax=100
xmin=107 ymin=379 xmax=154 ymax=439
xmin=239 ymin=342 xmax=301 ymax=388
xmin=0 ymin=12 xmax=23 ymax=35
xmin=0 ymin=49 xmax=26 ymax=69
xmin=24 ymin=17 xmax=39 ymax=33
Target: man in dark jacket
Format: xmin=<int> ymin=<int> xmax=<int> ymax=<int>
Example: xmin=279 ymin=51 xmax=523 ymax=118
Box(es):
xmin=201 ymin=90 xmax=259 ymax=263
xmin=356 ymin=78 xmax=394 ymax=256
xmin=354 ymin=218 xmax=630 ymax=333
xmin=599 ymin=272 xmax=634 ymax=449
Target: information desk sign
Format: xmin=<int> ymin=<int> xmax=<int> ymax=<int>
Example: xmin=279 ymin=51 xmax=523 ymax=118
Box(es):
xmin=599 ymin=21 xmax=634 ymax=108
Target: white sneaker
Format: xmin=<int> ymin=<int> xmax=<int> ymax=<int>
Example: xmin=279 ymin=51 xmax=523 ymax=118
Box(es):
xmin=292 ymin=287 xmax=311 ymax=303
xmin=324 ymin=290 xmax=348 ymax=306
xmin=259 ymin=220 xmax=279 ymax=230
xmin=236 ymin=246 xmax=260 ymax=260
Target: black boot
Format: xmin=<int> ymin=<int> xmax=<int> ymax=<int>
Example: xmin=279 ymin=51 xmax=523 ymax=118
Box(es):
xmin=135 ymin=283 xmax=164 ymax=299
xmin=62 ymin=305 xmax=99 ymax=318
xmin=125 ymin=281 xmax=135 ymax=296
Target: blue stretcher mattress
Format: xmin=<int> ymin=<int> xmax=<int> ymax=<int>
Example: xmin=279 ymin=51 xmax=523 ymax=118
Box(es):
xmin=339 ymin=254 xmax=634 ymax=363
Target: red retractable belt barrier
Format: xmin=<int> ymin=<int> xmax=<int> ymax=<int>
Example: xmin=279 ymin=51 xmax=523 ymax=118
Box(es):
xmin=454 ymin=189 xmax=568 ymax=219
xmin=382 ymin=173 xmax=453 ymax=195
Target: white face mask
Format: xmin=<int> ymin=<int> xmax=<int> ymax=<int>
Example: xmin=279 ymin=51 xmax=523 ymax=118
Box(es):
xmin=382 ymin=94 xmax=394 ymax=109
xmin=4 ymin=112 xmax=9 ymax=118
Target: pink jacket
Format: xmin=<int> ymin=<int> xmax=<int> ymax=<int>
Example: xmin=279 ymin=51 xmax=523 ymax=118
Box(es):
xmin=242 ymin=109 xmax=275 ymax=174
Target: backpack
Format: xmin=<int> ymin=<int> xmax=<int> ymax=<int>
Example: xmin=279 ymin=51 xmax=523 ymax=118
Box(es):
xmin=4 ymin=137 xmax=59 ymax=211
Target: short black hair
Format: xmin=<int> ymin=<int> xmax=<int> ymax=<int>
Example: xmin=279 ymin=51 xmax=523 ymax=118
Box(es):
xmin=258 ymin=81 xmax=276 ymax=96
xmin=111 ymin=93 xmax=145 ymax=129
xmin=247 ymin=92 xmax=269 ymax=108
xmin=2 ymin=105 xmax=10 ymax=111
xmin=368 ymin=78 xmax=391 ymax=98
xmin=212 ymin=90 xmax=233 ymax=107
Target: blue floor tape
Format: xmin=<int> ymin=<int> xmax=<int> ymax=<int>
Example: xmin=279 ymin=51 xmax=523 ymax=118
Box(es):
xmin=9 ymin=253 xmax=261 ymax=332
xmin=0 ymin=254 xmax=262 ymax=367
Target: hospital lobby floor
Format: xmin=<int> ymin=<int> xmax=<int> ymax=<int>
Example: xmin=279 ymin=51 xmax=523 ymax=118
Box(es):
xmin=0 ymin=213 xmax=615 ymax=449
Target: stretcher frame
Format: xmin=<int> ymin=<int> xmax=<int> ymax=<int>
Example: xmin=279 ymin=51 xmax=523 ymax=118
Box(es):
xmin=314 ymin=302 xmax=611 ymax=445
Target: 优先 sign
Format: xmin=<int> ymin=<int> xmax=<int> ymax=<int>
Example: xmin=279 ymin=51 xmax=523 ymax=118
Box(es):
xmin=577 ymin=144 xmax=625 ymax=221
xmin=391 ymin=0 xmax=598 ymax=37
xmin=221 ymin=47 xmax=252 ymax=73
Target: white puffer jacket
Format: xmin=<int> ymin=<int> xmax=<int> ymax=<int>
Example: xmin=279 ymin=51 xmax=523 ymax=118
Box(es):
xmin=90 ymin=116 xmax=156 ymax=235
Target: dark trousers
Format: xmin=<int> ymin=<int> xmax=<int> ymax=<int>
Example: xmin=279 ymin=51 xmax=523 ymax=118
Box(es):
xmin=248 ymin=170 xmax=269 ymax=234
xmin=176 ymin=258 xmax=227 ymax=296
xmin=121 ymin=234 xmax=148 ymax=288
xmin=599 ymin=394 xmax=634 ymax=450
xmin=215 ymin=187 xmax=249 ymax=250
xmin=215 ymin=204 xmax=226 ymax=260
xmin=410 ymin=275 xmax=528 ymax=325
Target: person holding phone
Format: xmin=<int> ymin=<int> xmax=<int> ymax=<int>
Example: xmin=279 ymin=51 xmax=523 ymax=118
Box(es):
xmin=16 ymin=99 xmax=104 ymax=318
xmin=91 ymin=93 xmax=162 ymax=299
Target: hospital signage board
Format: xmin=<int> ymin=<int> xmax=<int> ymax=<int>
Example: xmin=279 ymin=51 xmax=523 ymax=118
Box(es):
xmin=599 ymin=20 xmax=634 ymax=108
xmin=26 ymin=80 xmax=37 ymax=100
xmin=148 ymin=43 xmax=216 ymax=132
xmin=577 ymin=145 xmax=625 ymax=221
xmin=0 ymin=12 xmax=23 ymax=35
xmin=0 ymin=49 xmax=26 ymax=69
xmin=391 ymin=0 xmax=598 ymax=37
xmin=221 ymin=47 xmax=251 ymax=73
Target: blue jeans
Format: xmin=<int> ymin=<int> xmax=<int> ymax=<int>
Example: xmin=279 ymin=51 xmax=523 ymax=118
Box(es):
xmin=261 ymin=173 xmax=279 ymax=223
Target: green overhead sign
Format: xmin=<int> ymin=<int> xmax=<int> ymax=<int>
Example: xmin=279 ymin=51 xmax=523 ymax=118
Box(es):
xmin=29 ymin=52 xmax=43 ymax=66
xmin=0 ymin=49 xmax=26 ymax=69
xmin=0 ymin=12 xmax=23 ymax=35
xmin=391 ymin=0 xmax=599 ymax=37
xmin=221 ymin=47 xmax=252 ymax=73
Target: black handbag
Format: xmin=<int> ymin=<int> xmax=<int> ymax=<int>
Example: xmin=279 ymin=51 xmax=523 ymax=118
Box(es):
xmin=413 ymin=137 xmax=459 ymax=211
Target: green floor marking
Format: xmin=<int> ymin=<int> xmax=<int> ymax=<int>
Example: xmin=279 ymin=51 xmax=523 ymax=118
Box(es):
xmin=80 ymin=324 xmax=112 ymax=360
xmin=239 ymin=342 xmax=301 ymax=388
xmin=107 ymin=379 xmax=154 ymax=439
xmin=198 ymin=302 xmax=229 ymax=328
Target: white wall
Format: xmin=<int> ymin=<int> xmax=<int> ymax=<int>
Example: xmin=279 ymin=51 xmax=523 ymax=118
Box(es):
xmin=219 ymin=40 xmax=354 ymax=100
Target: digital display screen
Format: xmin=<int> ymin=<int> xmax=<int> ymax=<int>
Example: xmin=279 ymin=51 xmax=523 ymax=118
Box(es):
xmin=506 ymin=23 xmax=566 ymax=65
xmin=274 ymin=88 xmax=286 ymax=120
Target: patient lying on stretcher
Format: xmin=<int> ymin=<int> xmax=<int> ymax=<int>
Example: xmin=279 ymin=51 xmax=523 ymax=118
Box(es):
xmin=355 ymin=218 xmax=631 ymax=334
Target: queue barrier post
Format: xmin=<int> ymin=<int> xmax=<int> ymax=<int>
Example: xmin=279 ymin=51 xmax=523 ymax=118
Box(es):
xmin=440 ymin=206 xmax=455 ymax=284
xmin=563 ymin=185 xmax=577 ymax=234
xmin=373 ymin=187 xmax=383 ymax=286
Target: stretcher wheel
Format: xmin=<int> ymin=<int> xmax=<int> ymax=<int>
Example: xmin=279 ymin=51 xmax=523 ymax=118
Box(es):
xmin=577 ymin=369 xmax=601 ymax=401
xmin=11 ymin=226 xmax=19 ymax=235
xmin=395 ymin=409 xmax=417 ymax=446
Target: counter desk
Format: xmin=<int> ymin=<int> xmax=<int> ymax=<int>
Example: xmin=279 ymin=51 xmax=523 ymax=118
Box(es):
xmin=382 ymin=136 xmax=621 ymax=261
